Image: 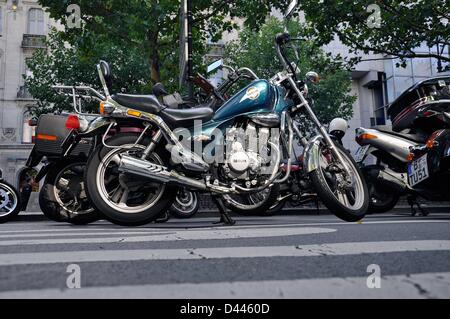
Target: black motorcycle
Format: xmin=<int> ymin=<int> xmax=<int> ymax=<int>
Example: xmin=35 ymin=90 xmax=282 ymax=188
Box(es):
xmin=27 ymin=112 xmax=109 ymax=224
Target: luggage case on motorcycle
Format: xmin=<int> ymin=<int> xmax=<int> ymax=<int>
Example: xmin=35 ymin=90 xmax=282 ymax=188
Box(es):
xmin=388 ymin=76 xmax=450 ymax=132
xmin=34 ymin=114 xmax=92 ymax=158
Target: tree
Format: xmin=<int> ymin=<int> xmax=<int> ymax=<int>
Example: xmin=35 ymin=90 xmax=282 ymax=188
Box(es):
xmin=226 ymin=17 xmax=356 ymax=123
xmin=298 ymin=0 xmax=449 ymax=69
xmin=25 ymin=30 xmax=152 ymax=114
xmin=37 ymin=0 xmax=291 ymax=84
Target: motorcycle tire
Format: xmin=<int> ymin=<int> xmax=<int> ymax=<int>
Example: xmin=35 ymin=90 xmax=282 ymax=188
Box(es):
xmin=169 ymin=189 xmax=200 ymax=219
xmin=85 ymin=133 xmax=178 ymax=226
xmin=309 ymin=142 xmax=369 ymax=222
xmin=224 ymin=183 xmax=281 ymax=216
xmin=39 ymin=160 xmax=100 ymax=225
xmin=0 ymin=180 xmax=21 ymax=224
xmin=362 ymin=166 xmax=400 ymax=214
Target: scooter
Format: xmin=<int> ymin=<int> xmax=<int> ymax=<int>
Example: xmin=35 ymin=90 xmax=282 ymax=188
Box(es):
xmin=355 ymin=76 xmax=450 ymax=215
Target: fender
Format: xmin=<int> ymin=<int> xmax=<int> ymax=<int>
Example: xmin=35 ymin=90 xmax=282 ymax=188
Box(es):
xmin=303 ymin=135 xmax=322 ymax=173
xmin=79 ymin=117 xmax=115 ymax=138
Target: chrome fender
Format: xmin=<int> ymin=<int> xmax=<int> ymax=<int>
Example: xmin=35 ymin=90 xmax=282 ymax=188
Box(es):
xmin=303 ymin=135 xmax=323 ymax=173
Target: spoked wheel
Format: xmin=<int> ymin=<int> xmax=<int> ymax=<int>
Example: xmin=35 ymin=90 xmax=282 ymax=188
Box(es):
xmin=40 ymin=161 xmax=100 ymax=225
xmin=85 ymin=134 xmax=177 ymax=226
xmin=310 ymin=142 xmax=368 ymax=222
xmin=223 ymin=184 xmax=280 ymax=216
xmin=169 ymin=189 xmax=199 ymax=219
xmin=0 ymin=180 xmax=21 ymax=224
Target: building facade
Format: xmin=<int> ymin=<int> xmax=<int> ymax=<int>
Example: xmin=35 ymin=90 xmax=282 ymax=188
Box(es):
xmin=0 ymin=0 xmax=54 ymax=210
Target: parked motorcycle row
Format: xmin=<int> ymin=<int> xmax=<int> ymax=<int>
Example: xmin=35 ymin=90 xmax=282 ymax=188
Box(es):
xmin=1 ymin=1 xmax=449 ymax=226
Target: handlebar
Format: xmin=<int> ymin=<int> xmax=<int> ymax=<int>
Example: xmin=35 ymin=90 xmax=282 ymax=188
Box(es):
xmin=275 ymin=32 xmax=301 ymax=81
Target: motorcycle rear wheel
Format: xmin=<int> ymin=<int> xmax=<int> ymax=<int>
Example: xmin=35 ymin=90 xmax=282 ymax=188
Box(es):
xmin=39 ymin=160 xmax=100 ymax=225
xmin=85 ymin=134 xmax=177 ymax=226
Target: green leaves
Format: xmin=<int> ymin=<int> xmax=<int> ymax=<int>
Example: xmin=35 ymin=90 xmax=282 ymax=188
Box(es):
xmin=299 ymin=0 xmax=449 ymax=65
xmin=226 ymin=17 xmax=355 ymax=123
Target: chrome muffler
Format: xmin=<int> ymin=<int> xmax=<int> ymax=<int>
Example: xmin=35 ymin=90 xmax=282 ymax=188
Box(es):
xmin=118 ymin=155 xmax=208 ymax=191
xmin=363 ymin=165 xmax=409 ymax=194
xmin=356 ymin=127 xmax=419 ymax=162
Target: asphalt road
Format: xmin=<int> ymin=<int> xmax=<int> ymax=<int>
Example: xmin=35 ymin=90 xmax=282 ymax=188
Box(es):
xmin=0 ymin=211 xmax=450 ymax=299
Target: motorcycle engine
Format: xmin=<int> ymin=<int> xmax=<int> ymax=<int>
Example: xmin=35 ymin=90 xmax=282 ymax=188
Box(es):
xmin=224 ymin=123 xmax=270 ymax=182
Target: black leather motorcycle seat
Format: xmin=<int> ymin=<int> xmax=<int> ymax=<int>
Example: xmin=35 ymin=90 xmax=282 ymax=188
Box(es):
xmin=112 ymin=94 xmax=164 ymax=114
xmin=373 ymin=125 xmax=427 ymax=143
xmin=161 ymin=107 xmax=214 ymax=127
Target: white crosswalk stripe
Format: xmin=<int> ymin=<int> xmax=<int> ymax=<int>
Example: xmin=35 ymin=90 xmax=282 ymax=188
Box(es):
xmin=0 ymin=220 xmax=449 ymax=298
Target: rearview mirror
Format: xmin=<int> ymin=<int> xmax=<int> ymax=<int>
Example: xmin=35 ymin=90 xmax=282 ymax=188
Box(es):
xmin=285 ymin=0 xmax=298 ymax=18
xmin=207 ymin=59 xmax=224 ymax=74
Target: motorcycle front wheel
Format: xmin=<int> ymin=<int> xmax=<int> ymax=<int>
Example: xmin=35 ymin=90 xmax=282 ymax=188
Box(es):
xmin=85 ymin=134 xmax=177 ymax=226
xmin=0 ymin=180 xmax=21 ymax=224
xmin=309 ymin=142 xmax=368 ymax=222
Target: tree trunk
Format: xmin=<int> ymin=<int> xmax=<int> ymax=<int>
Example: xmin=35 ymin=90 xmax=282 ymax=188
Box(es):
xmin=148 ymin=30 xmax=161 ymax=84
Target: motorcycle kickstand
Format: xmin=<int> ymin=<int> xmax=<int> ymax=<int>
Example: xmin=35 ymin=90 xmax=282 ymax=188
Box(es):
xmin=154 ymin=211 xmax=171 ymax=223
xmin=212 ymin=195 xmax=236 ymax=226
xmin=407 ymin=196 xmax=430 ymax=217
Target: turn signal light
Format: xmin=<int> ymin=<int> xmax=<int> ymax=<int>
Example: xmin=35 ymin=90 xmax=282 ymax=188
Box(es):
xmin=426 ymin=139 xmax=436 ymax=149
xmin=100 ymin=101 xmax=115 ymax=115
xmin=406 ymin=153 xmax=414 ymax=162
xmin=360 ymin=133 xmax=378 ymax=140
xmin=127 ymin=110 xmax=142 ymax=117
xmin=356 ymin=133 xmax=378 ymax=145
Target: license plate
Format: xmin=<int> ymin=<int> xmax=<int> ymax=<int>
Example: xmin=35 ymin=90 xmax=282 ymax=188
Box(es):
xmin=408 ymin=154 xmax=429 ymax=187
xmin=354 ymin=145 xmax=370 ymax=163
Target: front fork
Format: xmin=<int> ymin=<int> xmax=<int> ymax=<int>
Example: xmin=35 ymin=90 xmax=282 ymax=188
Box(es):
xmin=287 ymin=76 xmax=352 ymax=177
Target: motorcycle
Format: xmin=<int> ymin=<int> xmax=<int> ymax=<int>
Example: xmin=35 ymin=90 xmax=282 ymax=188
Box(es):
xmin=261 ymin=117 xmax=351 ymax=215
xmin=355 ymin=75 xmax=450 ymax=215
xmin=0 ymin=176 xmax=21 ymax=224
xmin=28 ymin=83 xmax=203 ymax=223
xmin=26 ymin=108 xmax=110 ymax=224
xmin=81 ymin=0 xmax=368 ymax=227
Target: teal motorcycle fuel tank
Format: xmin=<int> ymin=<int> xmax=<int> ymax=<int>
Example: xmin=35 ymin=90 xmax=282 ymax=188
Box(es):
xmin=189 ymin=80 xmax=292 ymax=140
xmin=212 ymin=80 xmax=275 ymax=122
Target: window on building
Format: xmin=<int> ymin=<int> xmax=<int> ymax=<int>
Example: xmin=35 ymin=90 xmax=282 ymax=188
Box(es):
xmin=22 ymin=110 xmax=35 ymax=144
xmin=373 ymin=88 xmax=386 ymax=126
xmin=28 ymin=8 xmax=45 ymax=35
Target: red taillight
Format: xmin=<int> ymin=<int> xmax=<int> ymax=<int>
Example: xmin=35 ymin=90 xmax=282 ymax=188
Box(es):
xmin=65 ymin=115 xmax=80 ymax=130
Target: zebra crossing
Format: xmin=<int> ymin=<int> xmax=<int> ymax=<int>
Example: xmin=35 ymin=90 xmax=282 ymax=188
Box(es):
xmin=0 ymin=216 xmax=450 ymax=299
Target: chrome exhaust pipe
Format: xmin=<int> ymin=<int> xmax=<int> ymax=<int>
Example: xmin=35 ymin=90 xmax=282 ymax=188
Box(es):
xmin=118 ymin=155 xmax=208 ymax=191
xmin=365 ymin=166 xmax=408 ymax=194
